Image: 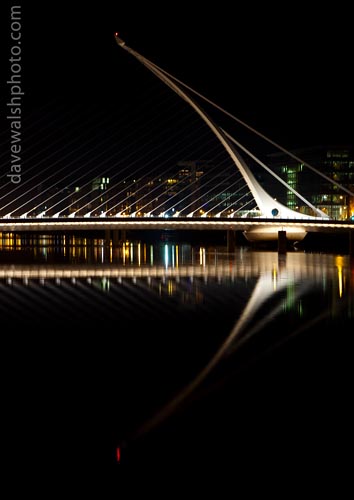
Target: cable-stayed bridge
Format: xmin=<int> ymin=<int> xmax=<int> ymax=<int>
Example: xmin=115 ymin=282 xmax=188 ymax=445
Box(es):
xmin=1 ymin=35 xmax=353 ymax=244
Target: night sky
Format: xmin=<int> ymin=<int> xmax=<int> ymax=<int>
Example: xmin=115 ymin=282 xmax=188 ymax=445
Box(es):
xmin=1 ymin=1 xmax=353 ymax=194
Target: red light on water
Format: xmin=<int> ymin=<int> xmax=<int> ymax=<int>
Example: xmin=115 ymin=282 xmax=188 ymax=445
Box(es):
xmin=116 ymin=447 xmax=121 ymax=462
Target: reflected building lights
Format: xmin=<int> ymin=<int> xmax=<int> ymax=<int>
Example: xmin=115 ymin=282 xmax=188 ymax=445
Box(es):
xmin=0 ymin=255 xmax=353 ymax=326
xmin=335 ymin=255 xmax=344 ymax=298
xmin=171 ymin=245 xmax=175 ymax=268
xmin=164 ymin=244 xmax=169 ymax=268
xmin=199 ymin=247 xmax=206 ymax=267
xmin=272 ymin=266 xmax=277 ymax=291
xmin=298 ymin=300 xmax=304 ymax=317
xmin=338 ymin=265 xmax=343 ymax=298
xmin=285 ymin=282 xmax=296 ymax=312
xmin=0 ymin=234 xmax=353 ymax=317
xmin=150 ymin=245 xmax=154 ymax=266
xmin=101 ymin=277 xmax=110 ymax=291
xmin=122 ymin=242 xmax=126 ymax=265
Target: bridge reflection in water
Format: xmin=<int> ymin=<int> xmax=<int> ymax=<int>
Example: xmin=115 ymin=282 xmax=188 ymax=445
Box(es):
xmin=1 ymin=239 xmax=352 ymax=469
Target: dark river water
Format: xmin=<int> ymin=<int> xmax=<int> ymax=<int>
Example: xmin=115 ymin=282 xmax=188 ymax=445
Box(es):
xmin=1 ymin=235 xmax=352 ymax=487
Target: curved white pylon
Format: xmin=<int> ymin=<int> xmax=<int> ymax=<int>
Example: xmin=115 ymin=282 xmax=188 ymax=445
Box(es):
xmin=114 ymin=35 xmax=327 ymax=220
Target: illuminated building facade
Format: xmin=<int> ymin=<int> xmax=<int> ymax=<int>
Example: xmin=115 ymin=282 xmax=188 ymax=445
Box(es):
xmin=268 ymin=146 xmax=354 ymax=220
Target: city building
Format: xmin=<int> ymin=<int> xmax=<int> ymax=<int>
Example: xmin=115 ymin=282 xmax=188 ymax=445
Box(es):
xmin=267 ymin=145 xmax=354 ymax=219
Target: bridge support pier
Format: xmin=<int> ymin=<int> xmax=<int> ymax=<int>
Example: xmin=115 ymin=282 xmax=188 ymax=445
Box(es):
xmin=112 ymin=229 xmax=120 ymax=247
xmin=105 ymin=229 xmax=126 ymax=247
xmin=278 ymin=230 xmax=287 ymax=254
xmin=227 ymin=230 xmax=236 ymax=252
xmin=119 ymin=229 xmax=126 ymax=243
xmin=105 ymin=229 xmax=111 ymax=246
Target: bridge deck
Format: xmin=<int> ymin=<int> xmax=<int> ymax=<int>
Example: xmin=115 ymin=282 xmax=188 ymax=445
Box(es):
xmin=0 ymin=217 xmax=353 ymax=233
